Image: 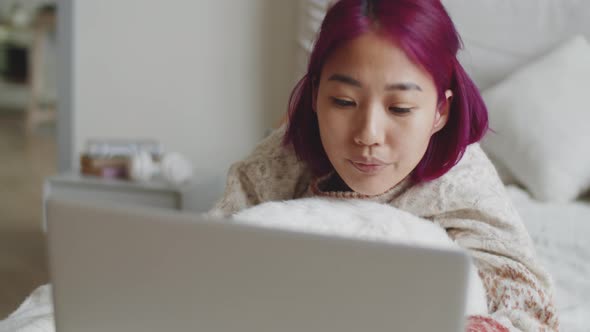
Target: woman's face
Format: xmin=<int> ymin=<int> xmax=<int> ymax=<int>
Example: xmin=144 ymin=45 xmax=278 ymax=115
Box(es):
xmin=315 ymin=31 xmax=452 ymax=195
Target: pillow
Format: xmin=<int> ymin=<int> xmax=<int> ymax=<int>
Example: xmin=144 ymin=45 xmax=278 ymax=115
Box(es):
xmin=442 ymin=0 xmax=590 ymax=90
xmin=481 ymin=35 xmax=590 ymax=202
xmin=233 ymin=198 xmax=489 ymax=316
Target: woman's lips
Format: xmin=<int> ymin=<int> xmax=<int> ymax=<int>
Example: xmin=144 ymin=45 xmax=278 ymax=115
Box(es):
xmin=348 ymin=159 xmax=389 ymax=174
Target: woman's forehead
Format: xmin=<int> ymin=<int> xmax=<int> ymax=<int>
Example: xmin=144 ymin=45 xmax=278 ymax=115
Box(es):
xmin=320 ymin=32 xmax=435 ymax=91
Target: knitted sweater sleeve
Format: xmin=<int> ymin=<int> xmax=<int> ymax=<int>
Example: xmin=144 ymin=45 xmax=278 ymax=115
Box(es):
xmin=395 ymin=144 xmax=559 ymax=331
xmin=207 ymin=126 xmax=311 ymax=218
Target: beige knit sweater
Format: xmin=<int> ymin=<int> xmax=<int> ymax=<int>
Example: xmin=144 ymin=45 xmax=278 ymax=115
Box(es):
xmin=209 ymin=126 xmax=559 ymax=331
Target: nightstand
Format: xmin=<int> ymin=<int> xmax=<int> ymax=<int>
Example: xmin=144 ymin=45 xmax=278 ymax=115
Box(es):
xmin=42 ymin=172 xmax=195 ymax=230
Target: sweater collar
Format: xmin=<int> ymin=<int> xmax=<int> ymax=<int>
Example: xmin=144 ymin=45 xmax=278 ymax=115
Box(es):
xmin=309 ymin=171 xmax=413 ymax=204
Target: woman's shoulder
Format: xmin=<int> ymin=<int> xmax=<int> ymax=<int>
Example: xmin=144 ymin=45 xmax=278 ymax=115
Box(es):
xmin=430 ymin=142 xmax=503 ymax=191
xmin=229 ymin=125 xmax=313 ymax=201
xmin=239 ymin=126 xmax=296 ymax=166
xmin=233 ymin=125 xmax=305 ymax=180
xmin=396 ymin=143 xmax=513 ymax=217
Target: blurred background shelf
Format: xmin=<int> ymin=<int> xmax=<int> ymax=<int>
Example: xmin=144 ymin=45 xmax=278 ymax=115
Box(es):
xmin=0 ymin=4 xmax=56 ymax=134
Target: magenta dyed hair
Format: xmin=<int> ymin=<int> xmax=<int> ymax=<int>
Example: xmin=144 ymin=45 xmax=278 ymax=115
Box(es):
xmin=283 ymin=0 xmax=489 ymax=182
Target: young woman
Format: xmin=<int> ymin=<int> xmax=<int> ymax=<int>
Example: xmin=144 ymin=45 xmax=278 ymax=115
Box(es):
xmin=209 ymin=0 xmax=558 ymax=331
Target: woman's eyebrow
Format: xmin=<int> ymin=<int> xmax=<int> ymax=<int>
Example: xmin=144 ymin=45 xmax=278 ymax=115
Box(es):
xmin=328 ymin=73 xmax=362 ymax=87
xmin=327 ymin=73 xmax=422 ymax=92
xmin=385 ymin=82 xmax=422 ymax=92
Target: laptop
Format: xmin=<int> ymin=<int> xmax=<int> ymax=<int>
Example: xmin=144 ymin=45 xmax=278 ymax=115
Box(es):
xmin=46 ymin=197 xmax=472 ymax=332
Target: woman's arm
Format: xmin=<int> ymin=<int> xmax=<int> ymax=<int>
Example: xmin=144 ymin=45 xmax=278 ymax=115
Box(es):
xmin=435 ymin=201 xmax=558 ymax=331
xmin=395 ymin=144 xmax=558 ymax=331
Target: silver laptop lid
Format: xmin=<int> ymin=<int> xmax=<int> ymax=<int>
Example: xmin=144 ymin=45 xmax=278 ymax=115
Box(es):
xmin=47 ymin=197 xmax=471 ymax=332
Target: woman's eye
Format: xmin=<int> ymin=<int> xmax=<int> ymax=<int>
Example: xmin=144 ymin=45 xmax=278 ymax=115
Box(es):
xmin=331 ymin=97 xmax=356 ymax=108
xmin=389 ymin=107 xmax=412 ymax=114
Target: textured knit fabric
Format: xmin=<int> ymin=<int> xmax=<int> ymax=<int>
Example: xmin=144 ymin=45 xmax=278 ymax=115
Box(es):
xmin=208 ymin=126 xmax=559 ymax=331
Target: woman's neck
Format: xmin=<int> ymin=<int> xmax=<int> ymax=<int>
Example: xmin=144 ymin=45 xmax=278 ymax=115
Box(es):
xmin=318 ymin=172 xmax=352 ymax=192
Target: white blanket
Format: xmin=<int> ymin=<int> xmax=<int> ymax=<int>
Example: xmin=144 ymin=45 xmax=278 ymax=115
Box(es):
xmin=0 ymin=198 xmax=488 ymax=331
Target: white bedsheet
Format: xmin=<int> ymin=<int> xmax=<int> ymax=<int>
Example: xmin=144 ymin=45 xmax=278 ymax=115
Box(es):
xmin=506 ymin=185 xmax=590 ymax=332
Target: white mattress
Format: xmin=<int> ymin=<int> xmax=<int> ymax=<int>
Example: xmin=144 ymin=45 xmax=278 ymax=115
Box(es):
xmin=507 ymin=185 xmax=590 ymax=332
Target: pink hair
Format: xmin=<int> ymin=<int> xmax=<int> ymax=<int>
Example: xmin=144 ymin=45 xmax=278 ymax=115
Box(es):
xmin=284 ymin=0 xmax=488 ymax=182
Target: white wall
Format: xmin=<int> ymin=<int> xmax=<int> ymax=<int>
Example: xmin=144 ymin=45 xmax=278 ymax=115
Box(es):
xmin=70 ymin=0 xmax=298 ymax=189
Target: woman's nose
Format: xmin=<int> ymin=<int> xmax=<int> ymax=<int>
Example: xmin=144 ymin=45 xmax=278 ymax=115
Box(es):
xmin=353 ymin=104 xmax=385 ymax=146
